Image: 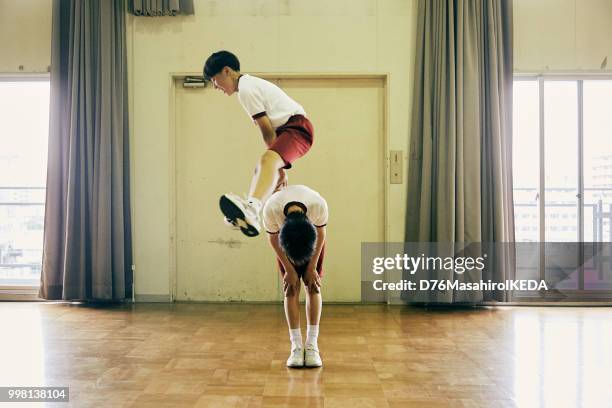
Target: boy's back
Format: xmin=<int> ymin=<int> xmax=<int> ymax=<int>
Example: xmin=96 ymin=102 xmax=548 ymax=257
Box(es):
xmin=237 ymin=74 xmax=306 ymax=129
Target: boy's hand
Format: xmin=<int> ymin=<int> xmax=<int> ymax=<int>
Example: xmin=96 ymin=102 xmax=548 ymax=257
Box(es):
xmin=254 ymin=115 xmax=277 ymax=147
xmin=303 ymin=267 xmax=321 ymax=293
xmin=283 ymin=267 xmax=300 ymax=297
xmin=275 ymin=168 xmax=288 ymax=192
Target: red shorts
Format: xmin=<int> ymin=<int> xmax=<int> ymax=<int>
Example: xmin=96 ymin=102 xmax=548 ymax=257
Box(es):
xmin=277 ymin=243 xmax=325 ymax=278
xmin=269 ymin=115 xmax=314 ymax=169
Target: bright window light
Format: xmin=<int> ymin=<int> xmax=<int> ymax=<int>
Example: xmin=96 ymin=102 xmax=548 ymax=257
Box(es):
xmin=0 ymin=79 xmax=49 ymax=287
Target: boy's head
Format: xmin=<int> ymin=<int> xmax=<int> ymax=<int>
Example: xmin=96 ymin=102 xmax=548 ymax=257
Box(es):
xmin=203 ymin=50 xmax=241 ymax=95
xmin=279 ymin=204 xmax=317 ymax=266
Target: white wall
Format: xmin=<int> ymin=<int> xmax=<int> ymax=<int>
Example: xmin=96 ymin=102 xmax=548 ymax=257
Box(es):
xmin=129 ymin=0 xmax=612 ymax=299
xmin=127 ymin=0 xmax=418 ymax=298
xmin=5 ymin=0 xmax=612 ymax=299
xmin=0 ymin=0 xmax=51 ymax=73
xmin=514 ymin=0 xmax=612 ymax=71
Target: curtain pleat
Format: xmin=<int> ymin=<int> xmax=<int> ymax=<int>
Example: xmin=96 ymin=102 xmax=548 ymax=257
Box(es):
xmin=39 ymin=0 xmax=132 ymax=301
xmin=404 ymin=0 xmax=514 ymax=303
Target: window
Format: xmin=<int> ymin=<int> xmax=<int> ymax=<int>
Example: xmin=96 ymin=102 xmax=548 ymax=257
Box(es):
xmin=513 ymin=76 xmax=612 ymax=297
xmin=513 ymin=80 xmax=540 ymax=243
xmin=0 ymin=78 xmax=49 ymax=287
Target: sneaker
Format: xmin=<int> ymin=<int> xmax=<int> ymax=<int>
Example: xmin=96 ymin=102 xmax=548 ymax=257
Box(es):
xmin=219 ymin=193 xmax=261 ymax=237
xmin=304 ymin=345 xmax=322 ymax=367
xmin=286 ymin=346 xmax=304 ymax=368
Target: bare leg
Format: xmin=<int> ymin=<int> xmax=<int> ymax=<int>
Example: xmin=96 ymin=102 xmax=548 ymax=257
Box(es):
xmin=305 ymin=284 xmax=322 ymax=326
xmin=249 ymin=166 xmax=287 ymax=197
xmin=248 ymin=150 xmax=286 ymax=202
xmin=284 ymin=282 xmax=301 ymax=329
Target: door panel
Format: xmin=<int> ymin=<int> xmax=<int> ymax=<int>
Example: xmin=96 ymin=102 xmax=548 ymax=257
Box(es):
xmin=175 ymin=76 xmax=384 ymax=301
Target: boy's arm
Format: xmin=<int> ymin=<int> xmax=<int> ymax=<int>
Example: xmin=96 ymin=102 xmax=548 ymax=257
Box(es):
xmin=267 ymin=233 xmax=293 ymax=272
xmin=267 ymin=232 xmax=299 ymax=295
xmin=254 ymin=115 xmax=277 ymax=147
xmin=304 ymin=226 xmax=326 ymax=292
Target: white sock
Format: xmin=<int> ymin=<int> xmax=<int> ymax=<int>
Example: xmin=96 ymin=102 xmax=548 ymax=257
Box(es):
xmin=289 ymin=328 xmax=302 ymax=349
xmin=247 ymin=197 xmax=262 ymax=212
xmin=306 ymin=324 xmax=319 ymax=349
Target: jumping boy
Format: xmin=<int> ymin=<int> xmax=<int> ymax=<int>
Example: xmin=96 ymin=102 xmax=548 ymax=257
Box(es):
xmin=203 ymin=50 xmax=315 ymax=237
xmin=263 ymin=184 xmax=328 ymax=368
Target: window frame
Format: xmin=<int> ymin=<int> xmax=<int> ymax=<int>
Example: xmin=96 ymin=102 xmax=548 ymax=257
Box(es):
xmin=513 ymin=73 xmax=612 ymax=301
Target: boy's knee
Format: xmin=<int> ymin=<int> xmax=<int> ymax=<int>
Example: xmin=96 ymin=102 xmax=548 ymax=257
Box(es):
xmin=284 ymin=284 xmax=300 ymax=298
xmin=304 ymin=282 xmax=321 ymax=295
xmin=260 ymin=150 xmax=283 ymax=168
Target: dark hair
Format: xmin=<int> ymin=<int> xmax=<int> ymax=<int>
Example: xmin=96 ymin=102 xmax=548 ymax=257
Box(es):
xmin=279 ymin=211 xmax=317 ymax=266
xmin=203 ymin=50 xmax=240 ymax=79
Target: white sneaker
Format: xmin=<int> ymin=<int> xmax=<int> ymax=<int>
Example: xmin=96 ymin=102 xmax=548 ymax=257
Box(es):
xmin=219 ymin=193 xmax=261 ymax=237
xmin=286 ymin=346 xmax=304 ymax=368
xmin=304 ymin=345 xmax=322 ymax=367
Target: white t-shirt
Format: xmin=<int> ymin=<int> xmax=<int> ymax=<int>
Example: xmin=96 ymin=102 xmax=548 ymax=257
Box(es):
xmin=237 ymin=74 xmax=307 ymax=129
xmin=263 ymin=185 xmax=328 ymax=234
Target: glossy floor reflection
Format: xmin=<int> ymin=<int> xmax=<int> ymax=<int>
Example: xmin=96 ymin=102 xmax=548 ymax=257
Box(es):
xmin=0 ymin=303 xmax=611 ymax=407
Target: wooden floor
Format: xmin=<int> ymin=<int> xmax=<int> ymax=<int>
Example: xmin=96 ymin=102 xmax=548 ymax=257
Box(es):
xmin=1 ymin=302 xmax=611 ymax=408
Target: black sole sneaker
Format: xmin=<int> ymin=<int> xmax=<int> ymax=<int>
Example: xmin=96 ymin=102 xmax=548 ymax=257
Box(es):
xmin=219 ymin=194 xmax=260 ymax=237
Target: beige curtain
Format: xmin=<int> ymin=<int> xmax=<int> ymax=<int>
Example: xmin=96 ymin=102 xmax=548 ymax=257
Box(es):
xmin=404 ymin=0 xmax=514 ymax=302
xmin=40 ymin=0 xmax=132 ymax=301
xmin=129 ymin=0 xmax=194 ymax=16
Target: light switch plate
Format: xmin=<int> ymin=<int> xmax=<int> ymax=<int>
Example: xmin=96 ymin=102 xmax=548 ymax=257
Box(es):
xmin=390 ymin=150 xmax=403 ymax=184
